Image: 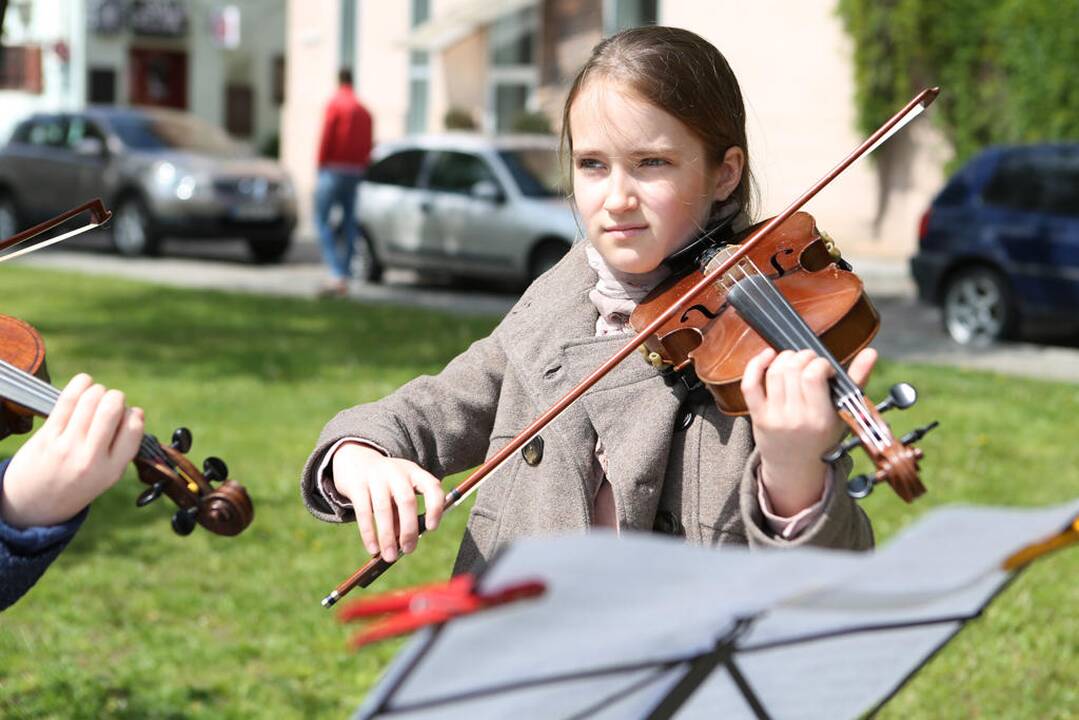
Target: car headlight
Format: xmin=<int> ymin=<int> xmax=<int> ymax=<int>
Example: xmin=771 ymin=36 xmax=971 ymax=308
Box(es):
xmin=278 ymin=175 xmax=295 ymax=199
xmin=153 ymin=161 xmax=177 ymax=188
xmin=175 ymin=175 xmax=198 ymax=200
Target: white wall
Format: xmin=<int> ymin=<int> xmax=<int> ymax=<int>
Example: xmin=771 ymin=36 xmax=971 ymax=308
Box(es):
xmin=661 ymin=0 xmax=951 ymax=257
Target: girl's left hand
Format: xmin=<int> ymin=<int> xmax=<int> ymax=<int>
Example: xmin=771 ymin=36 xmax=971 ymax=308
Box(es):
xmin=741 ymin=347 xmax=877 ymax=517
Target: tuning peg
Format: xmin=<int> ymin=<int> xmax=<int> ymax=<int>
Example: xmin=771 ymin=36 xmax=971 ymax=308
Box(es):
xmin=846 ymin=474 xmax=875 ymax=499
xmin=822 ymin=435 xmax=863 ymax=463
xmin=171 ymin=505 xmax=199 ymax=536
xmin=900 ymin=420 xmax=940 ymax=446
xmin=203 ymin=456 xmax=229 ymax=482
xmin=136 ymin=480 xmax=167 ymax=507
xmin=876 ymin=383 xmax=918 ymax=414
xmin=171 ymin=427 xmax=193 ymax=453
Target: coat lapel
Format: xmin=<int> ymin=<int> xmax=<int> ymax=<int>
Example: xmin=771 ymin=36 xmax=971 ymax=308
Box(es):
xmin=498 ymin=244 xmax=686 ymax=527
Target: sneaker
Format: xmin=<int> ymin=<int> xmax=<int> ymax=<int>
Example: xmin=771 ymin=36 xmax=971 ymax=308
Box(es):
xmin=317 ymin=279 xmax=349 ymax=298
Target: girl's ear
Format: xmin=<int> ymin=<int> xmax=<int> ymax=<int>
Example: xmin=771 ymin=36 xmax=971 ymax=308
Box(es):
xmin=712 ymin=146 xmax=745 ymax=202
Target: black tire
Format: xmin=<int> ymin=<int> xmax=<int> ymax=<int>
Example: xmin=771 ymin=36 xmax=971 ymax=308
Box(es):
xmin=0 ymin=191 xmax=20 ymax=241
xmin=247 ymin=233 xmax=292 ymax=264
xmin=353 ymin=226 xmax=383 ymax=283
xmin=112 ymin=197 xmax=161 ymax=257
xmin=527 ymin=239 xmax=570 ymax=283
xmin=941 ymin=266 xmax=1017 ymax=346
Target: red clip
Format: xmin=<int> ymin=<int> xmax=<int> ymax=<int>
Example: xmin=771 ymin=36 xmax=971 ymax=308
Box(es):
xmin=338 ymin=574 xmax=545 ymax=649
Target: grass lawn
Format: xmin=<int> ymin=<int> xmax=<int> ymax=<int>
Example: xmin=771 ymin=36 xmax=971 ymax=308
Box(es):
xmin=0 ymin=264 xmax=1075 ymax=719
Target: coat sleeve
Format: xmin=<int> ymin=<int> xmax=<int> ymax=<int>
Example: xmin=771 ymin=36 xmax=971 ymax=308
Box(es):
xmin=0 ymin=459 xmax=88 ymax=611
xmin=300 ymin=331 xmax=508 ymax=523
xmin=738 ymin=450 xmax=875 ymax=551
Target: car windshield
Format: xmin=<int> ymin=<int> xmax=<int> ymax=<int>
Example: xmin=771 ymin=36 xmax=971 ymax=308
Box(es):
xmin=498 ymin=148 xmax=564 ymax=198
xmin=108 ymin=113 xmax=243 ymax=156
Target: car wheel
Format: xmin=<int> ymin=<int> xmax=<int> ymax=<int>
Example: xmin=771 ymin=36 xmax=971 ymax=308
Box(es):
xmin=112 ymin=198 xmax=160 ymax=257
xmin=528 ymin=239 xmax=570 ymax=283
xmin=941 ymin=267 xmax=1016 ymax=346
xmin=247 ymin=233 xmax=291 ymax=264
xmin=352 ymin=226 xmax=383 ymax=283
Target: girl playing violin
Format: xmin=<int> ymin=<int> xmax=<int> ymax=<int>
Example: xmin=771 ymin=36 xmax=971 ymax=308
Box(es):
xmin=301 ymin=25 xmax=875 ymax=575
xmin=1 ymin=375 xmax=144 ymax=610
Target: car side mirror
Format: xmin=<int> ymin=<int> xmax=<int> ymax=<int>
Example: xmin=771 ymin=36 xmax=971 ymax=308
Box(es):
xmin=75 ymin=137 xmax=106 ymax=157
xmin=470 ymin=180 xmax=505 ymax=204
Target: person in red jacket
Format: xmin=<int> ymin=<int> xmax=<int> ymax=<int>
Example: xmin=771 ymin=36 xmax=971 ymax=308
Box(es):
xmin=315 ymin=68 xmax=373 ymax=297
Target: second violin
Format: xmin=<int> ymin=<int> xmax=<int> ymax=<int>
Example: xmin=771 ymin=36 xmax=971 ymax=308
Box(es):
xmin=0 ymin=314 xmax=253 ymax=537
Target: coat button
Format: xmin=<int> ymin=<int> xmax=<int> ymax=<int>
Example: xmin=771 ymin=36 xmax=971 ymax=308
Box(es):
xmin=521 ymin=436 xmax=544 ymax=466
xmin=675 ymin=409 xmax=694 ymax=432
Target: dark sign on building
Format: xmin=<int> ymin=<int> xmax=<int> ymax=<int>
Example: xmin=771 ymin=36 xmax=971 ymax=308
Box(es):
xmin=129 ymin=0 xmax=189 ymax=37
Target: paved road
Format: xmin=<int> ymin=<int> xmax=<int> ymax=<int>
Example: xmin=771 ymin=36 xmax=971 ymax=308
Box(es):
xmin=16 ymin=232 xmax=1079 ymax=384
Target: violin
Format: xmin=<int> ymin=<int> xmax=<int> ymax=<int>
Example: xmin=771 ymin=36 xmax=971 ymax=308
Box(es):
xmin=631 ymin=211 xmax=936 ymax=502
xmin=0 ymin=202 xmax=254 ymax=536
xmin=318 ymin=87 xmax=943 ymax=607
xmin=0 ymin=314 xmax=254 ymax=536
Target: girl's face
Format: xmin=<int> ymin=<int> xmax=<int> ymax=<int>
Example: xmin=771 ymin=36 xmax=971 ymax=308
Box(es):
xmin=569 ymin=80 xmax=744 ymax=275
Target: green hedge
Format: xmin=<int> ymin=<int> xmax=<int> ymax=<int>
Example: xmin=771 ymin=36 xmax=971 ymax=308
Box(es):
xmin=837 ymin=0 xmax=1079 ymax=169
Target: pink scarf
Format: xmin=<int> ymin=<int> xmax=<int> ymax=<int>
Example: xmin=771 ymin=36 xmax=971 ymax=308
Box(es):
xmin=585 ymin=245 xmax=670 ymax=336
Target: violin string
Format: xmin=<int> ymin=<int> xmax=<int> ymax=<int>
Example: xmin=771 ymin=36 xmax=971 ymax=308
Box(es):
xmin=729 ymin=259 xmax=889 ymax=451
xmin=722 ymin=260 xmax=887 ymax=451
xmin=718 ymin=259 xmax=889 ymax=451
xmin=0 ymin=360 xmax=174 ymax=465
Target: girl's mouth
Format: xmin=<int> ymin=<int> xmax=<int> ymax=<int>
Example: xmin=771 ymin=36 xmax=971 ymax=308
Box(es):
xmin=603 ymin=224 xmax=649 ymax=239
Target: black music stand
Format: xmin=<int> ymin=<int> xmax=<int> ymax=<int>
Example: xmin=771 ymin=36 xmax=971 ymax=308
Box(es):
xmin=351 ymin=499 xmax=1079 ymax=719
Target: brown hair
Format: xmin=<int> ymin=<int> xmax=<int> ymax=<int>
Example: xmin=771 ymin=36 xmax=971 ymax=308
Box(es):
xmin=561 ymin=26 xmax=755 ymax=219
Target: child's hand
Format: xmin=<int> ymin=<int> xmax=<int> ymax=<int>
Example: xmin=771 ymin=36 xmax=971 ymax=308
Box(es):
xmin=1 ymin=374 xmax=145 ymax=530
xmin=741 ymin=347 xmax=877 ymax=516
xmin=331 ymin=442 xmax=445 ymax=562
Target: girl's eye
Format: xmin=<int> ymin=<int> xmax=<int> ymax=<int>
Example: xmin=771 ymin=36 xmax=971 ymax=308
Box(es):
xmin=639 ymin=157 xmax=669 ymax=168
xmin=576 ymin=158 xmax=605 ymax=171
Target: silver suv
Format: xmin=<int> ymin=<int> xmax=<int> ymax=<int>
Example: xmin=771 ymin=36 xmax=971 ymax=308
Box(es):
xmin=357 ymin=134 xmax=578 ymax=285
xmin=0 ymin=107 xmax=297 ymax=262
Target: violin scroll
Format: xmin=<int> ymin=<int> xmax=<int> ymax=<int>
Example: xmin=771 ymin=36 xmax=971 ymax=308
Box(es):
xmin=134 ymin=427 xmax=254 ymax=536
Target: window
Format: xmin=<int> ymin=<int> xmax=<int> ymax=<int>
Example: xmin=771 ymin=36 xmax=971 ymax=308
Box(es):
xmin=487 ymin=6 xmax=538 ymax=133
xmin=606 ymin=0 xmax=658 ymax=34
xmin=88 ymin=67 xmax=117 ymax=104
xmin=498 ymin=149 xmax=562 ymax=198
xmin=1040 ymin=155 xmax=1079 ymax=218
xmin=983 ymin=156 xmax=1042 ymax=212
xmin=339 ymin=0 xmax=357 ymax=73
xmin=27 ymin=117 xmax=68 ymax=148
xmin=65 ymin=117 xmax=107 ymax=148
xmin=935 ymin=178 xmax=970 ymax=207
xmin=0 ymin=45 xmax=43 ymax=93
xmin=366 ymin=150 xmax=425 ymax=187
xmin=428 ymin=152 xmax=497 ymax=194
xmin=407 ymin=0 xmax=430 ymax=133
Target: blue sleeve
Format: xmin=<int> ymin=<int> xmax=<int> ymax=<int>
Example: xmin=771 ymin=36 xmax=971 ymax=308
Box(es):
xmin=0 ymin=458 xmax=89 ymax=611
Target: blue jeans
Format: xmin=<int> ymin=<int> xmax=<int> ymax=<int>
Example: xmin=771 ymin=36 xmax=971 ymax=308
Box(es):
xmin=314 ymin=169 xmax=362 ymax=280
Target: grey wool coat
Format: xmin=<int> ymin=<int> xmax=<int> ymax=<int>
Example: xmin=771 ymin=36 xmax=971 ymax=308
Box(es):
xmin=301 ymin=243 xmax=874 ymax=576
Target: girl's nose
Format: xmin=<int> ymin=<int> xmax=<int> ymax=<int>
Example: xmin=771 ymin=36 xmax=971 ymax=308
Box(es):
xmin=603 ymin=170 xmax=638 ymax=213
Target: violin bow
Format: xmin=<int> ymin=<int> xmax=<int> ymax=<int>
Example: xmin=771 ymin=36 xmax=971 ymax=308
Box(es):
xmin=321 ymin=87 xmax=942 ymax=608
xmin=0 ymin=199 xmax=112 ymax=263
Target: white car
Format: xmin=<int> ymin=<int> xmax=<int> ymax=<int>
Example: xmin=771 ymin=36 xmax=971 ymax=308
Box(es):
xmin=356 ymin=134 xmax=579 ymax=285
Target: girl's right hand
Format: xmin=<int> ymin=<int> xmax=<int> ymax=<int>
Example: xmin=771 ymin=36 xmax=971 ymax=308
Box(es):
xmin=331 ymin=442 xmax=445 ymax=562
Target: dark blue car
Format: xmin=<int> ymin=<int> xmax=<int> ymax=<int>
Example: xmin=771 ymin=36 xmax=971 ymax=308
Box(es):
xmin=911 ymin=143 xmax=1079 ymax=345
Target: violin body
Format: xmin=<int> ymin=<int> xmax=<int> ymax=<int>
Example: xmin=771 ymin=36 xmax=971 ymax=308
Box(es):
xmin=631 ymin=212 xmax=880 ymax=414
xmin=0 ymin=315 xmax=49 ymax=438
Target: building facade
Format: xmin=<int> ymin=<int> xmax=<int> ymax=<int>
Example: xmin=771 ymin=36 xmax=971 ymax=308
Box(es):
xmin=1 ymin=0 xmax=286 ymax=155
xmin=283 ymin=0 xmax=948 ymax=257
